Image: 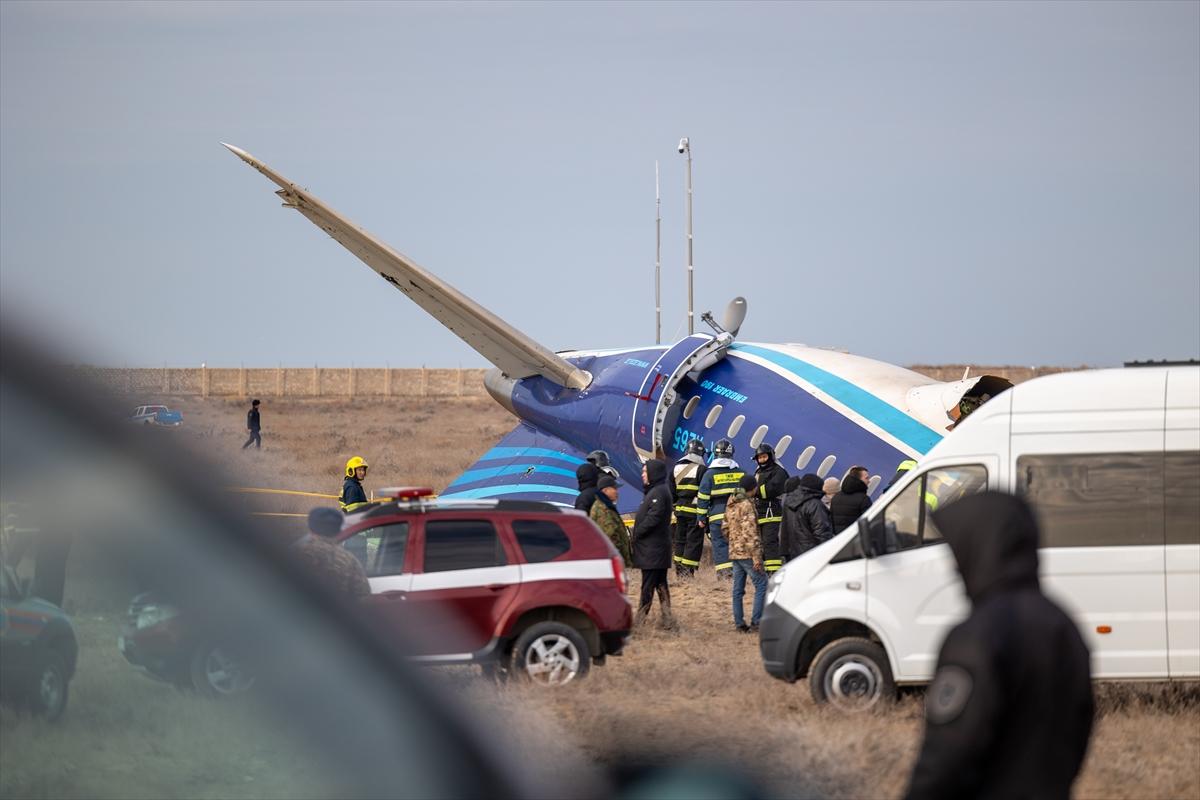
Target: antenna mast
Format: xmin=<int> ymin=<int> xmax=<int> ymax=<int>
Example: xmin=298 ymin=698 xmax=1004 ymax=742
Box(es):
xmin=679 ymin=137 xmax=694 ymax=335
xmin=655 ymin=161 xmax=662 ymax=345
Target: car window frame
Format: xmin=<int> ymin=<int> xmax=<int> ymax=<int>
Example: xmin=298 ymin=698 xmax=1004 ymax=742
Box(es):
xmin=412 ymin=513 xmax=518 ymax=574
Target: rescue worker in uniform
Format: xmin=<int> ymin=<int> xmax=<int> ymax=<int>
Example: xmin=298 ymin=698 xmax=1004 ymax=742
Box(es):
xmin=886 ymin=459 xmax=918 ymax=490
xmin=905 ymin=492 xmax=1093 ymax=800
xmin=696 ymin=439 xmax=743 ymax=580
xmin=669 ymin=438 xmax=707 ymax=576
xmin=339 ymin=456 xmax=371 ymax=513
xmin=752 ymin=443 xmax=789 ymax=572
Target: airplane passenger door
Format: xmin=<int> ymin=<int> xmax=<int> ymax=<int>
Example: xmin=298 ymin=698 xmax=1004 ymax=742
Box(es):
xmin=630 ymin=333 xmax=732 ymax=461
xmin=865 ymin=462 xmax=992 ymax=682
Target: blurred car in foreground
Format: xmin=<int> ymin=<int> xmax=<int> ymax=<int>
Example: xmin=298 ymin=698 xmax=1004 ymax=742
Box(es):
xmin=338 ymin=488 xmax=632 ymax=685
xmin=128 ymin=404 xmax=183 ymax=427
xmin=0 ymin=564 xmax=78 ymax=720
xmin=118 ymin=592 xmax=257 ymax=697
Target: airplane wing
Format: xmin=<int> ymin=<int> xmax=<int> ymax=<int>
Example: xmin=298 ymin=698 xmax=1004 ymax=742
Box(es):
xmin=222 ymin=144 xmax=590 ymax=391
xmin=440 ymin=422 xmax=642 ymax=515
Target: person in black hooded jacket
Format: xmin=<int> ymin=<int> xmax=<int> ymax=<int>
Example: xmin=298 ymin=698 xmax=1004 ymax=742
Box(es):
xmin=905 ymin=492 xmax=1093 ymax=800
xmin=780 ymin=474 xmax=831 ymax=560
xmin=574 ymin=462 xmax=601 ymax=512
xmin=829 ymin=466 xmax=872 ymax=533
xmin=631 ymin=459 xmax=674 ymax=626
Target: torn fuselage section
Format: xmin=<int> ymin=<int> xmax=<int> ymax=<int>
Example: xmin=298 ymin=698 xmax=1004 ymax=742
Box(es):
xmin=906 ymin=374 xmax=1014 ymax=433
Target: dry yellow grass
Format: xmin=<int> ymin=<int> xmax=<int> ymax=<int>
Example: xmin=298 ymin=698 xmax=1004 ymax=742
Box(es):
xmin=4 ymin=396 xmax=1197 ymax=799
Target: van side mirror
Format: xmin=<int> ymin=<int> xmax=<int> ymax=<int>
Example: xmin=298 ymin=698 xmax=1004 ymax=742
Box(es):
xmin=858 ymin=516 xmax=888 ymax=558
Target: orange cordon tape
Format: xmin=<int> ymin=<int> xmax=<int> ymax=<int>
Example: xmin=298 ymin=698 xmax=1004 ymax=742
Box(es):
xmin=225 ymin=487 xmax=339 ymax=500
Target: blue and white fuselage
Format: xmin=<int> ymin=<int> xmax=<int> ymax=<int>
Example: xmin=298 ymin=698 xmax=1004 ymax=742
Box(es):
xmin=444 ymin=340 xmax=975 ymax=514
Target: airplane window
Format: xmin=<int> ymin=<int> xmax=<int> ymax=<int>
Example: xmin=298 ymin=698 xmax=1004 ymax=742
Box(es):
xmin=704 ymin=405 xmax=723 ymax=429
xmin=816 ymin=455 xmax=837 ymax=478
xmin=867 ymin=475 xmax=882 ymax=494
xmin=749 ymin=425 xmax=769 ymax=449
xmin=795 ymin=446 xmax=816 ymax=471
xmin=683 ymin=396 xmax=701 ymax=420
xmin=774 ymin=435 xmax=792 ymax=457
xmin=726 ymin=414 xmax=746 ymax=438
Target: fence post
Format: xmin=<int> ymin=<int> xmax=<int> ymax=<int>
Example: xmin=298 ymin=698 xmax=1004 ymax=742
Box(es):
xmin=313 ymin=365 xmax=319 ymax=397
xmin=458 ymin=368 xmax=465 ymax=397
xmin=239 ymin=366 xmax=247 ymax=399
xmin=348 ymin=366 xmax=355 ymax=399
xmin=202 ymin=365 xmax=209 ymax=398
xmin=420 ymin=367 xmax=427 ymax=397
xmin=276 ymin=366 xmax=283 ymax=398
xmin=384 ymin=364 xmax=392 ymax=397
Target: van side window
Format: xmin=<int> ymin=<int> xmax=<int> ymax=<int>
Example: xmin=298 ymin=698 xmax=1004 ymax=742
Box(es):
xmin=1166 ymin=451 xmax=1200 ymax=546
xmin=1017 ymin=453 xmax=1163 ymax=548
xmin=879 ymin=465 xmax=989 ymax=553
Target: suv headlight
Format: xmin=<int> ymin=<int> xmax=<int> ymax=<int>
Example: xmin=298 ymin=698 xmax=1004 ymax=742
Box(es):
xmin=136 ymin=604 xmax=179 ymax=630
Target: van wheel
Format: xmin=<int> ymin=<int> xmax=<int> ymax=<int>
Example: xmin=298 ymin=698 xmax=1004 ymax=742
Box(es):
xmin=511 ymin=622 xmax=589 ymax=686
xmin=809 ymin=637 xmax=895 ymax=711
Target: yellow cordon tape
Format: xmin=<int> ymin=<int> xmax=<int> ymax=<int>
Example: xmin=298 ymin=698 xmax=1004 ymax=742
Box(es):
xmin=249 ymin=512 xmax=310 ymax=518
xmin=226 ymin=487 xmax=339 ymax=500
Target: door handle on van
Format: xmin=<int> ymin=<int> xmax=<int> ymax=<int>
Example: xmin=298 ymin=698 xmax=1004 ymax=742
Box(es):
xmin=846 ymin=581 xmax=862 ymax=591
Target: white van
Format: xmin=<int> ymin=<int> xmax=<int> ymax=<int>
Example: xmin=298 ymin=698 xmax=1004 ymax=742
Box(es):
xmin=759 ymin=364 xmax=1200 ymax=710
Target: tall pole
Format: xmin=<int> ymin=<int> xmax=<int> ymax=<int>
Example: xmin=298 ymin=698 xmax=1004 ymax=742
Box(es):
xmin=655 ymin=161 xmax=662 ymax=345
xmin=681 ymin=138 xmax=694 ymax=335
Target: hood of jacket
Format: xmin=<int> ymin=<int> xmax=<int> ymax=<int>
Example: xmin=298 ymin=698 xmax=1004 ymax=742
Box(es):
xmin=643 ymin=458 xmax=668 ymax=488
xmin=576 ymin=462 xmax=600 ymax=490
xmin=678 ymin=453 xmax=706 ymax=466
xmin=709 ymin=457 xmax=739 ymax=470
xmin=840 ymin=475 xmax=868 ymax=496
xmin=931 ymin=491 xmax=1041 ymax=604
xmin=786 ymin=474 xmax=825 ymax=510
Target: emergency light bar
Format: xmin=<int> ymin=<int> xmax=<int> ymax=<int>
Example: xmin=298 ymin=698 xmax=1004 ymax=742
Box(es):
xmin=378 ymin=487 xmax=436 ymax=500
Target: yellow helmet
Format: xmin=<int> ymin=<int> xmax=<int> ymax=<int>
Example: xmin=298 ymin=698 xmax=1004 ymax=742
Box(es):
xmin=345 ymin=456 xmax=369 ymax=477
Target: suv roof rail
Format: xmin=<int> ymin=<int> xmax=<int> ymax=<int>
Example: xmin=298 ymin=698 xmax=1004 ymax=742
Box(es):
xmin=359 ymin=498 xmax=567 ymax=518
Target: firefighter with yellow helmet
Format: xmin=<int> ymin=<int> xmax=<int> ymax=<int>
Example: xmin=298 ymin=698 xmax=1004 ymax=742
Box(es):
xmin=340 ymin=456 xmax=371 ymax=513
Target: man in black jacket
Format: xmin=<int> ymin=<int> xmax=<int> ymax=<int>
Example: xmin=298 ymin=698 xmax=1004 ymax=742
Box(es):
xmin=631 ymin=459 xmax=673 ymax=627
xmin=752 ymin=444 xmax=790 ymax=572
xmin=905 ymin=492 xmax=1093 ymax=800
xmin=829 ymin=466 xmax=871 ymax=533
xmin=242 ymin=399 xmax=262 ymax=450
xmin=574 ymin=462 xmax=601 ymax=512
xmin=780 ymin=474 xmax=831 ymax=560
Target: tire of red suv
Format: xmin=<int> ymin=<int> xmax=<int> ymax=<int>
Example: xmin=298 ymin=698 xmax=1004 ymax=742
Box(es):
xmin=510 ymin=622 xmax=590 ymax=686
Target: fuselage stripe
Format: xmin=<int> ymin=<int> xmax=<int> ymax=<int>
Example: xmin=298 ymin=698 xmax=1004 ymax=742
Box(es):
xmin=729 ymin=344 xmax=943 ymax=454
xmin=438 ymin=484 xmax=580 ymax=500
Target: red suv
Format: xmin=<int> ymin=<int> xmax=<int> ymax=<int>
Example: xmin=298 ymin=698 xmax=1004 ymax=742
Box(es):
xmin=336 ymin=489 xmax=632 ymax=685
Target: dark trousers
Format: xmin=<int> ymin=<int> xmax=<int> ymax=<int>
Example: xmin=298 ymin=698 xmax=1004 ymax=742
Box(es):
xmin=638 ymin=568 xmax=671 ymax=611
xmin=672 ymin=515 xmax=704 ymax=573
xmin=760 ymin=520 xmax=783 ymax=573
xmin=242 ymin=429 xmax=261 ymax=449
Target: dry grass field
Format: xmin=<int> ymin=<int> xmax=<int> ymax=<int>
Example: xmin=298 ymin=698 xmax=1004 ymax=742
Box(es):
xmin=3 ymin=395 xmax=1198 ymax=799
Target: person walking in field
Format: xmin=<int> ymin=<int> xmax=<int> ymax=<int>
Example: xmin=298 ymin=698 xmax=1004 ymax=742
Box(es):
xmin=725 ymin=475 xmax=766 ymax=632
xmin=589 ymin=474 xmax=631 ymax=566
xmin=630 ymin=459 xmax=674 ymax=627
xmin=340 ymin=456 xmax=371 ymax=513
xmin=242 ymin=398 xmax=262 ymax=450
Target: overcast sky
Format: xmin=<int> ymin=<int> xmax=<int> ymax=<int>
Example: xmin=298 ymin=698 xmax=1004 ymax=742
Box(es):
xmin=2 ymin=1 xmax=1197 ymax=368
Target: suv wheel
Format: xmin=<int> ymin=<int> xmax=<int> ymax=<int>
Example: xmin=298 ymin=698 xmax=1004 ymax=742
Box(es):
xmin=190 ymin=642 xmax=255 ymax=697
xmin=511 ymin=622 xmax=589 ymax=686
xmin=27 ymin=648 xmax=70 ymax=720
xmin=809 ymin=637 xmax=895 ymax=711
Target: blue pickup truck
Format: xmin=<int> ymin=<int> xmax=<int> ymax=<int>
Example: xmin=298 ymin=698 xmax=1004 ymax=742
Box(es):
xmin=128 ymin=404 xmax=183 ymax=427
